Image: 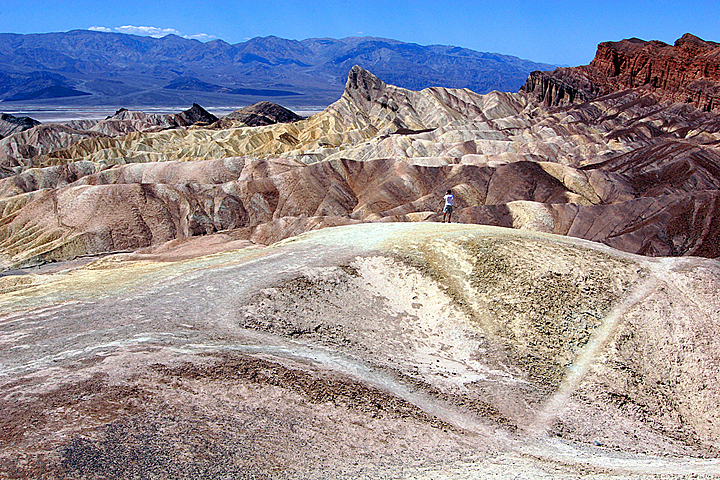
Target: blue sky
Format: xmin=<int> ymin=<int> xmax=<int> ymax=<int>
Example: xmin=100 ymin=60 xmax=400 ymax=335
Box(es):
xmin=0 ymin=0 xmax=717 ymax=66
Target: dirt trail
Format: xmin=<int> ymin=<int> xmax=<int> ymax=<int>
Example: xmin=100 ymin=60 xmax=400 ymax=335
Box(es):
xmin=528 ymin=275 xmax=662 ymax=436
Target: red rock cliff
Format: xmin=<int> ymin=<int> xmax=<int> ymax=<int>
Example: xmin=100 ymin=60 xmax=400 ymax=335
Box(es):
xmin=522 ymin=34 xmax=720 ymax=111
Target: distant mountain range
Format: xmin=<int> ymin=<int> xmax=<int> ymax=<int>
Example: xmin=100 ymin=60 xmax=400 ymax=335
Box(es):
xmin=0 ymin=30 xmax=556 ymax=107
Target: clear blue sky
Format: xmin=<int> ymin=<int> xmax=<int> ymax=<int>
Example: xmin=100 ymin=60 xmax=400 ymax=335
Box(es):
xmin=0 ymin=0 xmax=717 ymax=66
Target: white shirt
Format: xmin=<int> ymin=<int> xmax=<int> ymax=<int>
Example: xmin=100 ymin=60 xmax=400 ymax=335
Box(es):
xmin=444 ymin=194 xmax=453 ymax=206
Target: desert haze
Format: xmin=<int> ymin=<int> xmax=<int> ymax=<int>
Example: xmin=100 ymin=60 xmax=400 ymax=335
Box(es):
xmin=0 ymin=33 xmax=719 ymax=479
xmin=0 ymin=30 xmax=555 ymax=107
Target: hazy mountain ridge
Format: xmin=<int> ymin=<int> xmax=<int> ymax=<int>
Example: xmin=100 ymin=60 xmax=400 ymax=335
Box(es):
xmin=0 ymin=30 xmax=556 ymax=106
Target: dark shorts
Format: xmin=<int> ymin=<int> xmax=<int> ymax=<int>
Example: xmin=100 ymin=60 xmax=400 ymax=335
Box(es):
xmin=444 ymin=205 xmax=453 ymax=213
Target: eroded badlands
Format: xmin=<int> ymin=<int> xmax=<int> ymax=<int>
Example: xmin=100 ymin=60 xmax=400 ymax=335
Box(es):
xmin=1 ymin=34 xmax=720 ymax=479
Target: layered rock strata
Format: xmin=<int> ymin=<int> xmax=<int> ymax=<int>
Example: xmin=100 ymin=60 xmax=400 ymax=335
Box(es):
xmin=522 ymin=34 xmax=720 ymax=112
xmin=0 ymin=112 xmax=40 ymax=139
xmin=0 ymin=156 xmax=589 ymax=267
xmin=1 ymin=58 xmax=719 ymax=266
xmin=0 ymin=104 xmax=218 ymax=176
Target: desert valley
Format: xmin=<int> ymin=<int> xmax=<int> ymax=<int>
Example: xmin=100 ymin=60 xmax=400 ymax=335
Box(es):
xmin=0 ymin=32 xmax=719 ymax=478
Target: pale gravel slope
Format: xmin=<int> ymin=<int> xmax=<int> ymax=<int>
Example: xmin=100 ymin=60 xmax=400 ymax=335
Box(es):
xmin=1 ymin=223 xmax=718 ymax=478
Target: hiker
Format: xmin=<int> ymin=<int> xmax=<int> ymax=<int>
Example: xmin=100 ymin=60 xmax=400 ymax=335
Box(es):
xmin=442 ymin=189 xmax=454 ymax=223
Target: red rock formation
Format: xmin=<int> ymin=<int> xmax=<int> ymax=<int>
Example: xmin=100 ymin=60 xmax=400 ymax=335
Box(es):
xmin=591 ymin=34 xmax=720 ymax=110
xmin=522 ymin=34 xmax=720 ymax=112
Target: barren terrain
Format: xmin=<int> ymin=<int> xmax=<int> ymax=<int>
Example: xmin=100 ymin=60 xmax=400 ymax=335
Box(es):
xmin=1 ymin=34 xmax=720 ymax=479
xmin=1 ymin=223 xmax=719 ymax=478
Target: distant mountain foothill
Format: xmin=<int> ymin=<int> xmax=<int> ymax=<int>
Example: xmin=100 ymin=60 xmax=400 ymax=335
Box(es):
xmin=0 ymin=30 xmax=556 ymax=106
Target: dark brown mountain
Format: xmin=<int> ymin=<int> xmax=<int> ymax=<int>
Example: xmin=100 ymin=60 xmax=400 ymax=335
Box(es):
xmin=0 ymin=112 xmax=40 ymax=139
xmin=209 ymin=101 xmax=304 ymax=129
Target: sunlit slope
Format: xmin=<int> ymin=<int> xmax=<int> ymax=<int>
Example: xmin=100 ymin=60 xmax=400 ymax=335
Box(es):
xmin=1 ymin=66 xmax=719 ymax=268
xmin=1 ymin=223 xmax=718 ymax=477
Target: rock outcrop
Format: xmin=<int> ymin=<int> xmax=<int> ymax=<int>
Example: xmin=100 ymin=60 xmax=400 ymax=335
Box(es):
xmin=0 ymin=112 xmax=40 ymax=139
xmin=208 ymin=101 xmax=304 ymax=129
xmin=520 ymin=67 xmax=600 ymax=106
xmin=591 ymin=34 xmax=720 ymax=110
xmin=521 ymin=34 xmax=720 ymax=111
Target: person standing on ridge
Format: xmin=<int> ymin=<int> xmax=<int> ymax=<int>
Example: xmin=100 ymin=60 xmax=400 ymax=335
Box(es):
xmin=442 ymin=189 xmax=454 ymax=223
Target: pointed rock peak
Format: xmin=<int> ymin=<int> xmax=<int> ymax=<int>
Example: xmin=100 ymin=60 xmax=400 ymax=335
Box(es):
xmin=676 ymin=33 xmax=706 ymax=46
xmin=177 ymin=103 xmax=218 ymax=125
xmin=188 ymin=103 xmax=207 ymax=113
xmin=345 ymin=65 xmax=388 ymax=102
xmin=0 ymin=112 xmax=41 ymax=139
